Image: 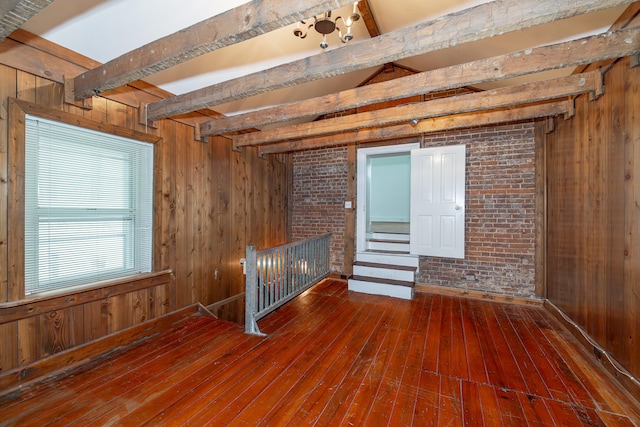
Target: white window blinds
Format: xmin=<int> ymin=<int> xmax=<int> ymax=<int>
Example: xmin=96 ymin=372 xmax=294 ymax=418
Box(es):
xmin=24 ymin=115 xmax=154 ymax=295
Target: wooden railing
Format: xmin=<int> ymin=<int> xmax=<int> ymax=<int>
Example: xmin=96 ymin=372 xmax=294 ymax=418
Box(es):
xmin=244 ymin=233 xmax=331 ymax=335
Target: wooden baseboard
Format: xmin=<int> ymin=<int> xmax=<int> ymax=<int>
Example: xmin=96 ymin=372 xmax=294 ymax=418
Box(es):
xmin=544 ymin=301 xmax=640 ymax=414
xmin=415 ymin=283 xmax=544 ymax=307
xmin=0 ymin=303 xmax=211 ymax=398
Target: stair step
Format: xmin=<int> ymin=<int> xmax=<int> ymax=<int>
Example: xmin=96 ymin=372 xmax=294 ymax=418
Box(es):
xmin=370 ymin=222 xmax=410 ymax=234
xmin=366 ymin=248 xmax=410 ymax=255
xmin=350 ymin=275 xmax=414 ymax=288
xmin=353 ymin=261 xmax=416 ymax=272
xmin=356 ymin=252 xmax=418 ymax=268
xmin=368 ymin=238 xmax=409 ymax=244
xmin=367 ymin=241 xmax=410 ymax=252
xmin=348 ymin=276 xmax=415 ymax=300
xmin=368 ymin=232 xmax=410 ymax=242
xmin=353 ymin=262 xmax=415 ymax=282
xmin=367 ymin=248 xmax=410 ymax=255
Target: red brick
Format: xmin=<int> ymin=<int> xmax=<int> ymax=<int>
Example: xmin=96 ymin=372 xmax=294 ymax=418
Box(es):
xmin=290 ymin=123 xmax=536 ymax=297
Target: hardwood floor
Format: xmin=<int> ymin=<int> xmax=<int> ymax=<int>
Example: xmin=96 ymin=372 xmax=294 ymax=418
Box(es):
xmin=0 ymin=279 xmax=638 ymax=426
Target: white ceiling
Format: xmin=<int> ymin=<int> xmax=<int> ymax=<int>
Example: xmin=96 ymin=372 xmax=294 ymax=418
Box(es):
xmin=20 ymin=0 xmax=628 ymax=118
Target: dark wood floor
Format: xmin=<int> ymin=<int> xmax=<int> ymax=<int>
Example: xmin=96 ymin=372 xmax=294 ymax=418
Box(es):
xmin=0 ymin=279 xmax=638 ymax=426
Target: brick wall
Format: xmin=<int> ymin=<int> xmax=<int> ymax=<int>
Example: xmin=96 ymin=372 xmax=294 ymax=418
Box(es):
xmin=417 ymin=123 xmax=536 ymax=297
xmin=291 ymin=123 xmax=537 ymax=297
xmin=291 ymin=146 xmax=349 ymax=273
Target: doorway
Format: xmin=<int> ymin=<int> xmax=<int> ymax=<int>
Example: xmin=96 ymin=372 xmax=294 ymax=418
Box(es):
xmin=356 ymin=143 xmax=419 ymax=254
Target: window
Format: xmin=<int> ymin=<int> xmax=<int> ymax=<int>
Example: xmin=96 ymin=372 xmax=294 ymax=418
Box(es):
xmin=24 ymin=115 xmax=154 ymax=295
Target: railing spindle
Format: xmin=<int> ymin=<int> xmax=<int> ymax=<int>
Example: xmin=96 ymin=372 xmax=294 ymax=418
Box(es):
xmin=244 ymin=233 xmax=331 ymax=335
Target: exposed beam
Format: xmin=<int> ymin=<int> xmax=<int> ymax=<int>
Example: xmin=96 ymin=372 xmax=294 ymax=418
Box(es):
xmin=146 ymin=0 xmax=634 ymax=121
xmin=234 ymin=71 xmax=602 ymax=147
xmin=259 ymin=101 xmax=571 ymax=155
xmin=357 ymin=0 xmax=380 ymax=38
xmin=71 ymin=0 xmax=356 ymax=100
xmin=0 ymin=0 xmax=53 ymax=41
xmin=574 ymin=1 xmax=640 ymax=74
xmin=201 ymin=26 xmax=640 ymax=137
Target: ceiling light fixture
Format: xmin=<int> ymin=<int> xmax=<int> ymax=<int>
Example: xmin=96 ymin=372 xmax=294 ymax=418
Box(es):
xmin=293 ymin=2 xmax=360 ymax=49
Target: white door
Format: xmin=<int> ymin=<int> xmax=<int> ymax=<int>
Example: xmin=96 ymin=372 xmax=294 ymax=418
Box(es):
xmin=410 ymin=145 xmax=466 ymax=259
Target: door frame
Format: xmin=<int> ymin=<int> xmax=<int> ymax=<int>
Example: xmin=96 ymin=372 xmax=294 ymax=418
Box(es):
xmin=356 ymin=142 xmax=419 ymax=254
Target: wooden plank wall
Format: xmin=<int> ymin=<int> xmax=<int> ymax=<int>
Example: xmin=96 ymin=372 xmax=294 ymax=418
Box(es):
xmin=545 ymin=56 xmax=640 ymax=380
xmin=0 ymin=272 xmax=174 ymax=373
xmin=0 ymin=37 xmax=289 ymax=374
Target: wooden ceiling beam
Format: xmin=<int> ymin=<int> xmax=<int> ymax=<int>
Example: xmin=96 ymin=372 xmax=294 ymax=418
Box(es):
xmin=0 ymin=0 xmax=53 ymax=41
xmin=259 ymin=101 xmax=571 ymax=155
xmin=146 ymin=0 xmax=634 ymax=121
xmin=200 ymin=26 xmax=639 ymax=137
xmin=233 ymin=70 xmax=602 ymax=147
xmin=575 ymin=2 xmax=640 ymax=74
xmin=357 ymin=0 xmax=380 ymax=38
xmin=71 ymin=0 xmax=356 ymax=100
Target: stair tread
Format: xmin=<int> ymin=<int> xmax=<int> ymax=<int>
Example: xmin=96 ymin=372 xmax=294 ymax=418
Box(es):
xmin=350 ymin=275 xmax=415 ymax=288
xmin=368 ymin=233 xmax=409 ymax=240
xmin=365 ymin=249 xmax=411 ymax=255
xmin=353 ymin=262 xmax=416 ymax=272
xmin=369 ymin=232 xmax=410 ymax=236
xmin=368 ymin=239 xmax=409 ymax=244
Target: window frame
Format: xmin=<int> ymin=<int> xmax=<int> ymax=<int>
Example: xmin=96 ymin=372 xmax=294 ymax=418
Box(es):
xmin=8 ymin=99 xmax=162 ymax=300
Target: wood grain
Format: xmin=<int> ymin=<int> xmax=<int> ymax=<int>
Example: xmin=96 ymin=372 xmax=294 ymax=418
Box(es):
xmin=260 ymin=101 xmax=570 ymax=155
xmin=236 ymin=72 xmax=600 ymax=147
xmin=72 ymin=0 xmax=356 ymax=99
xmin=203 ymin=26 xmax=640 ymax=136
xmin=5 ymin=280 xmax=633 ymax=425
xmin=149 ymin=0 xmax=635 ymax=121
xmin=0 ymin=60 xmax=289 ymax=374
xmin=546 ymin=55 xmax=640 ymax=391
xmin=0 ymin=64 xmax=15 ymax=303
xmin=0 ymin=1 xmax=54 ymax=41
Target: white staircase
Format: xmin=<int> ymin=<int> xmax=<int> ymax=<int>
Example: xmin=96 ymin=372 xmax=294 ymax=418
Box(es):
xmin=348 ymin=232 xmax=417 ymax=300
xmin=366 ymin=232 xmax=410 ymax=252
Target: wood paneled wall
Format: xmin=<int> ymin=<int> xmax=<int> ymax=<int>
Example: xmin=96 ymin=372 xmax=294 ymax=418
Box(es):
xmin=0 ymin=36 xmax=289 ymax=374
xmin=0 ymin=272 xmax=174 ymax=374
xmin=546 ymin=56 xmax=640 ymax=380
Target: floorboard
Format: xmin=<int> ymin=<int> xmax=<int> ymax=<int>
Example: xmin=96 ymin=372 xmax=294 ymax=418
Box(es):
xmin=0 ymin=279 xmax=638 ymax=426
